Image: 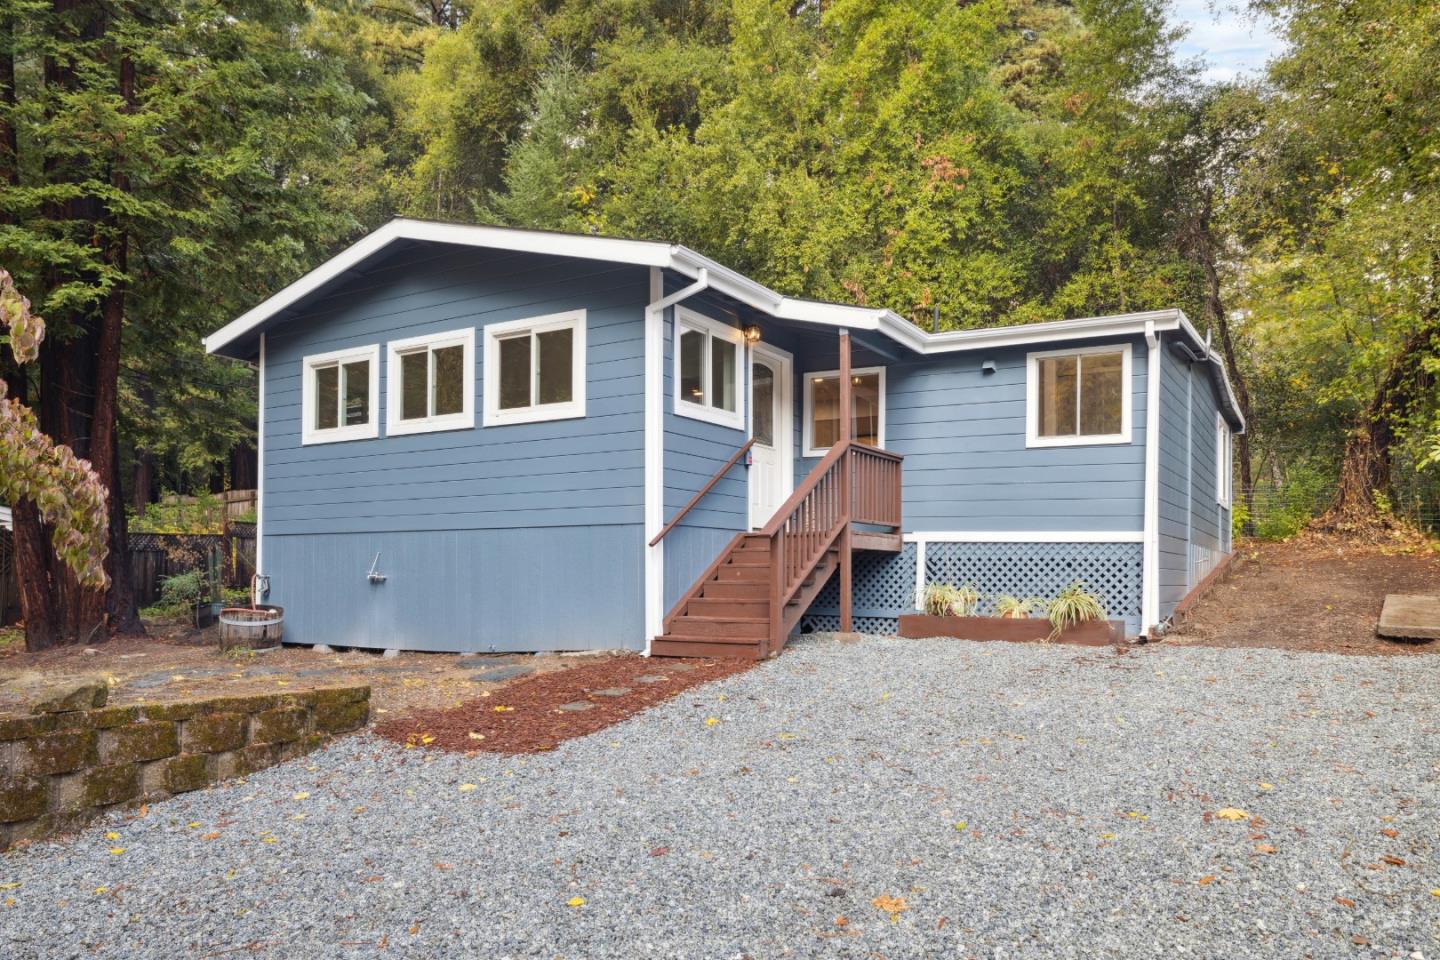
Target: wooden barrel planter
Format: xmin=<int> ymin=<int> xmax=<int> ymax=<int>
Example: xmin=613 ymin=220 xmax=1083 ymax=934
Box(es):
xmin=219 ymin=605 xmax=285 ymax=651
xmin=897 ymin=613 xmax=1125 ymax=647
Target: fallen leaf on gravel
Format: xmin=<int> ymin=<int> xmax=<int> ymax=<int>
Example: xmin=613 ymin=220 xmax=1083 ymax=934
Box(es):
xmin=468 ymin=733 xmax=485 ymax=741
xmin=1380 ymin=856 xmax=1405 ymax=867
xmin=1215 ymin=808 xmax=1249 ymax=821
xmin=1198 ymin=876 xmax=1216 ymax=885
xmin=1379 ymin=828 xmax=1398 ymax=838
xmin=1334 ymin=897 xmax=1355 ymax=908
xmin=200 ymin=832 xmax=221 ymax=841
xmin=704 ymin=717 xmax=719 ymax=726
xmin=1259 ymin=783 xmax=1274 ymax=791
xmin=421 ymin=734 xmax=436 ymax=743
xmin=292 ymin=792 xmax=310 ymax=801
xmin=1430 ymin=889 xmax=1440 ymax=898
xmin=835 ymin=916 xmax=848 ymax=927
xmin=186 ymin=822 xmax=201 ymax=829
xmin=649 ymin=847 xmax=670 ymax=857
xmin=0 ymin=883 xmax=19 ymax=891
xmin=262 ymin=837 xmax=277 ymax=844
xmin=458 ymin=784 xmax=478 ymax=792
xmin=108 ymin=847 xmax=125 ymax=855
xmin=1099 ymin=833 xmax=1115 ymax=840
xmin=94 ymin=887 xmax=106 ymax=895
xmin=871 ymin=895 xmax=909 ymax=920
xmin=567 ymin=896 xmax=586 ymax=907
xmin=1254 ymin=844 xmax=1277 ymax=855
xmin=491 ymin=706 xmax=513 ymax=713
xmin=105 ymin=832 xmax=120 ymax=840
xmin=953 ymin=821 xmax=967 ymax=831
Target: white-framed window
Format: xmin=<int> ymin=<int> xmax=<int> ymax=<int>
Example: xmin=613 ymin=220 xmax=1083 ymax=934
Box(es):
xmin=1216 ymin=413 xmax=1233 ymax=507
xmin=386 ymin=327 xmax=475 ymax=436
xmin=673 ymin=307 xmax=744 ymax=430
xmin=301 ymin=344 xmax=380 ymax=445
xmin=1025 ymin=343 xmax=1132 ymax=447
xmin=802 ymin=366 xmax=885 ymax=457
xmin=482 ymin=310 xmax=586 ymax=426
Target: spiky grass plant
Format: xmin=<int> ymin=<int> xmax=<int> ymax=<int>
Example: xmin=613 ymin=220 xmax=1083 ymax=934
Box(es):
xmin=1045 ymin=581 xmax=1105 ymax=641
xmin=993 ymin=595 xmax=1044 ymax=619
xmin=922 ymin=581 xmax=980 ymax=617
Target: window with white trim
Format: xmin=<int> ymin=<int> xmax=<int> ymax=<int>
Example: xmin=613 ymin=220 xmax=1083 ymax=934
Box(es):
xmin=673 ymin=307 xmax=744 ymax=429
xmin=1216 ymin=414 xmax=1233 ymax=507
xmin=802 ymin=367 xmax=885 ymax=457
xmin=301 ymin=344 xmax=379 ymax=445
xmin=386 ymin=327 xmax=475 ymax=436
xmin=1026 ymin=343 xmax=1132 ymax=447
xmin=483 ymin=310 xmax=586 ymax=426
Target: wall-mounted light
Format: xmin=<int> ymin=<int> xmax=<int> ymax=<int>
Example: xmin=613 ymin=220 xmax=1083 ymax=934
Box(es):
xmin=742 ymin=324 xmax=762 ymax=344
xmin=981 ymin=359 xmax=997 ymax=375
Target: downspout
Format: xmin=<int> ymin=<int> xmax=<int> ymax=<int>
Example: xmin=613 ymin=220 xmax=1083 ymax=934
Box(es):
xmin=1142 ymin=322 xmax=1161 ymax=638
xmin=644 ymin=267 xmax=710 ymax=655
xmin=256 ymin=332 xmax=266 ymax=580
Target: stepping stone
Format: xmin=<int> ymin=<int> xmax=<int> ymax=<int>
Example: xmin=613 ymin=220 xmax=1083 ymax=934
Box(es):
xmin=128 ymin=672 xmax=178 ymax=690
xmin=635 ymin=674 xmax=670 ymax=684
xmin=456 ymin=655 xmax=518 ymax=668
xmin=557 ymin=701 xmax=595 ymax=712
xmin=591 ymin=687 xmax=632 ymax=697
xmin=470 ymin=665 xmax=534 ymax=683
xmin=1378 ymin=594 xmax=1440 ymax=641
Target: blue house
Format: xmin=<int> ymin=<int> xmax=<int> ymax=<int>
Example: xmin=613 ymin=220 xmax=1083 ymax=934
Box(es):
xmin=205 ymin=219 xmax=1243 ymax=657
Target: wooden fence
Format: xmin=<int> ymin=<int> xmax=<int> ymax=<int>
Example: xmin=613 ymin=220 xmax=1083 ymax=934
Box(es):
xmin=0 ymin=528 xmax=17 ymax=626
xmin=128 ymin=525 xmax=257 ymax=607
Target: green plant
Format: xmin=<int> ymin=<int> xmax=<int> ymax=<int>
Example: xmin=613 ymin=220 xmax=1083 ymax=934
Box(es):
xmin=158 ymin=570 xmax=207 ymax=607
xmin=993 ymin=595 xmax=1044 ymax=619
xmin=921 ymin=581 xmax=979 ymax=617
xmin=1045 ymin=582 xmax=1106 ymax=641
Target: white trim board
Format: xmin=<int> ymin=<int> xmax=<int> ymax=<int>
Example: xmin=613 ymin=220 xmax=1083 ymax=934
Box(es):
xmin=903 ymin=531 xmax=1144 ymax=543
xmin=1141 ymin=323 xmax=1162 ymax=636
xmin=256 ymin=333 xmax=266 ymax=578
xmin=203 ymin=219 xmax=1244 ymax=433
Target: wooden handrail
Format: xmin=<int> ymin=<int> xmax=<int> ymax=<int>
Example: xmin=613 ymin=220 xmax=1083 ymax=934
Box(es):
xmin=649 ymin=437 xmax=757 ymax=547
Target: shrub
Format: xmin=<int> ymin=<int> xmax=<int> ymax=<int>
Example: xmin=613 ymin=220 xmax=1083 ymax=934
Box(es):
xmin=1045 ymin=582 xmax=1105 ymax=641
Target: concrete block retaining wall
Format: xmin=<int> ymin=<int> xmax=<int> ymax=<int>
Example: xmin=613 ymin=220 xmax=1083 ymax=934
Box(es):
xmin=0 ymin=686 xmax=369 ymax=849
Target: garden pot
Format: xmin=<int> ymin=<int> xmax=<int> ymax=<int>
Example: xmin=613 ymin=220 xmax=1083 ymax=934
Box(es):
xmin=897 ymin=613 xmax=1125 ymax=646
xmin=193 ymin=601 xmax=223 ymax=629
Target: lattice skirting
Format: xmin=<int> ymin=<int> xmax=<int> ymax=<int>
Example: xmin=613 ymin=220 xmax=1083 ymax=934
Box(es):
xmin=802 ymin=540 xmax=1143 ymax=636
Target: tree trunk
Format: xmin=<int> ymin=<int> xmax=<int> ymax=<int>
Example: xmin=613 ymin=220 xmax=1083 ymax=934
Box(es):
xmin=1194 ymin=205 xmax=1256 ymax=529
xmin=1320 ymin=319 xmax=1438 ymax=528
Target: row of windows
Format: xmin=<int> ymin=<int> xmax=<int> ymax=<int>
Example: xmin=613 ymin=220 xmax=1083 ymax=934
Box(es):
xmin=300 ymin=311 xmax=585 ymax=445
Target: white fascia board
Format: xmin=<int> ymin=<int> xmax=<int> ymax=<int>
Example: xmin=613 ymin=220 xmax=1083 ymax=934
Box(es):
xmin=1175 ymin=311 xmax=1247 ymax=434
xmin=902 ymin=530 xmax=1144 ymax=543
xmin=206 ymin=219 xmax=677 ymax=356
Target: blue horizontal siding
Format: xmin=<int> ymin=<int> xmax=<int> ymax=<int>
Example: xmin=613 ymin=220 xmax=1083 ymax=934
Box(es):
xmin=263 ymin=249 xmax=650 ymax=535
xmin=265 ymin=526 xmax=643 ymax=652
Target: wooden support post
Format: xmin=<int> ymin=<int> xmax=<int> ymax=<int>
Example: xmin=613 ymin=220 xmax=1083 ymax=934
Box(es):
xmin=838 ymin=329 xmax=853 ymax=633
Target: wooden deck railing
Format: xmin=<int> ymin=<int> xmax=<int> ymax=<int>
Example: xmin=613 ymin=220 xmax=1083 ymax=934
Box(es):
xmin=759 ymin=440 xmax=903 ymax=653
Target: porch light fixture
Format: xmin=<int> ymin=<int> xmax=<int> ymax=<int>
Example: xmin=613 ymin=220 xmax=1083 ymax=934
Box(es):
xmin=742 ymin=324 xmax=762 ymax=343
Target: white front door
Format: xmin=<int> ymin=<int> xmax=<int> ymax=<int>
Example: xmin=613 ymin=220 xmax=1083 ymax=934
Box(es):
xmin=749 ymin=343 xmax=793 ymax=528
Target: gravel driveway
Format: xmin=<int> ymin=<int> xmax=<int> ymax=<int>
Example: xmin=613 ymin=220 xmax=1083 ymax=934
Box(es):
xmin=2 ymin=635 xmax=1437 ymax=959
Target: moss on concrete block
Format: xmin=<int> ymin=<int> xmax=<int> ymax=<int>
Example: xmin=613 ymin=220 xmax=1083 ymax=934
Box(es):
xmin=20 ymin=730 xmax=97 ymax=776
xmin=30 ymin=681 xmax=108 ymax=715
xmin=180 ymin=713 xmax=246 ymax=754
xmin=240 ymin=742 xmax=279 ymax=772
xmin=163 ymin=754 xmax=211 ymax=794
xmin=314 ymin=699 xmax=369 ymax=734
xmin=141 ymin=701 xmax=203 ymax=722
xmin=250 ymin=708 xmax=306 ymax=745
xmin=207 ymin=750 xmax=246 ymax=781
xmin=101 ymin=722 xmax=179 ymax=765
xmin=0 ymin=715 xmax=57 ymax=742
xmin=308 ymin=686 xmax=369 ymax=710
xmin=83 ymin=764 xmax=139 ymax=806
xmin=0 ymin=775 xmax=48 ymax=823
xmin=87 ymin=706 xmax=142 ymax=729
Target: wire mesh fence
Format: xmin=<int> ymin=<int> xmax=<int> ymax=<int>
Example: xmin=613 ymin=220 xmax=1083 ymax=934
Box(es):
xmin=1238 ymin=483 xmax=1440 ymax=539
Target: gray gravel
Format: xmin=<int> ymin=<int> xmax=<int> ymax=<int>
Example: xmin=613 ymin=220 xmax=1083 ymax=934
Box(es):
xmin=2 ymin=635 xmax=1438 ymax=959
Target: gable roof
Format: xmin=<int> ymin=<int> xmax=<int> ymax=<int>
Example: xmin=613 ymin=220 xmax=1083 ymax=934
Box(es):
xmin=205 ymin=217 xmax=1244 ymax=430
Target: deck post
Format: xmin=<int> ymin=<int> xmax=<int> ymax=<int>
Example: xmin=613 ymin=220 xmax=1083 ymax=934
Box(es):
xmin=838 ymin=329 xmax=853 ymax=633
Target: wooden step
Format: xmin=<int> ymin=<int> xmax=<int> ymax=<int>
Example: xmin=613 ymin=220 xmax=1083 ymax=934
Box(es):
xmin=733 ymin=535 xmax=771 ymax=552
xmin=715 ymin=565 xmax=768 ymax=582
xmin=651 ymin=637 xmax=764 ymax=660
xmin=666 ymin=616 xmax=768 ymax=639
xmin=726 ymin=552 xmax=770 ymax=567
xmin=702 ymin=580 xmax=768 ymax=600
xmin=686 ymin=596 xmax=768 ymax=618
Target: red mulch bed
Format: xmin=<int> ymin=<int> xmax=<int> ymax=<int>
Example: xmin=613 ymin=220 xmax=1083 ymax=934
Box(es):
xmin=374 ymin=653 xmax=751 ymax=754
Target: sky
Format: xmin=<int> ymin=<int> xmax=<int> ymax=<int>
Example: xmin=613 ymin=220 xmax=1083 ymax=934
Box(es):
xmin=1169 ymin=0 xmax=1287 ymax=84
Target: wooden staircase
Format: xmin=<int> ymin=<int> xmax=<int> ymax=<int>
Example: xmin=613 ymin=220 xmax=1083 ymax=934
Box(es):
xmin=652 ymin=441 xmax=903 ymax=660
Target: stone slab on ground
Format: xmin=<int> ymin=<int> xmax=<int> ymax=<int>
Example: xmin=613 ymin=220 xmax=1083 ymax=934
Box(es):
xmin=1377 ymin=593 xmax=1440 ymax=640
xmin=556 ymin=701 xmax=594 ymax=713
xmin=590 ymin=687 xmax=631 ymax=697
xmin=470 ymin=666 xmax=535 ymax=683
